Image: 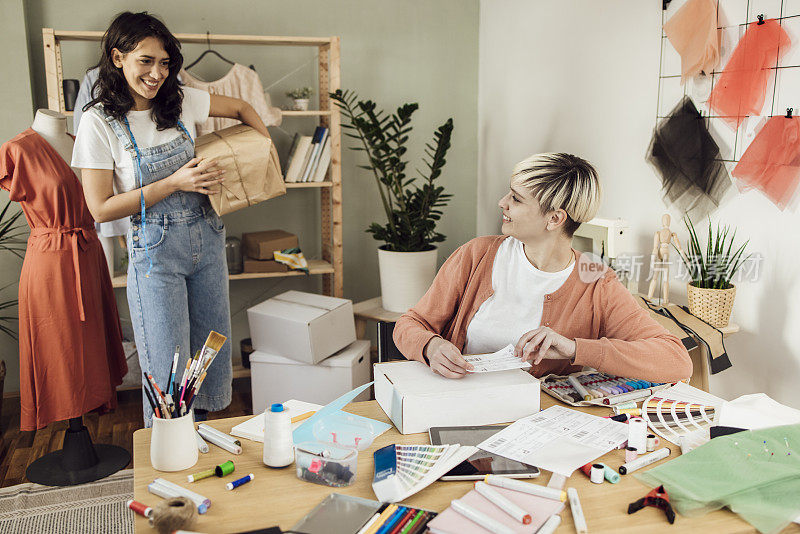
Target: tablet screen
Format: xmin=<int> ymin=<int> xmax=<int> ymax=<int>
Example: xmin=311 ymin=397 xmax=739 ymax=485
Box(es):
xmin=429 ymin=425 xmax=540 ymax=478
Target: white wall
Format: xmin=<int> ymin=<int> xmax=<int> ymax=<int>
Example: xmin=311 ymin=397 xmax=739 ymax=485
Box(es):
xmin=478 ymin=0 xmax=800 ymax=408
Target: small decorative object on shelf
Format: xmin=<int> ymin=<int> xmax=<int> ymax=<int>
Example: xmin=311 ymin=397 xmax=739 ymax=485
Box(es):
xmin=286 ymin=87 xmax=314 ymax=111
xmin=225 ymin=237 xmax=243 ymax=274
xmin=675 ymin=215 xmax=751 ymax=328
xmin=331 ymin=89 xmax=454 ymax=312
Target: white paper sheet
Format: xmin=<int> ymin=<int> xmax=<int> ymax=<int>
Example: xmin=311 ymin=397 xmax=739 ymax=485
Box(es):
xmin=477 ymin=405 xmax=629 ymax=476
xmin=717 ymin=393 xmax=800 ymax=430
xmin=231 ymin=399 xmax=323 ymax=442
xmin=464 ymin=344 xmax=531 ymax=373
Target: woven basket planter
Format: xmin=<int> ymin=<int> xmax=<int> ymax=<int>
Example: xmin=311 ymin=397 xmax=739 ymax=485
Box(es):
xmin=687 ymin=282 xmax=736 ymax=328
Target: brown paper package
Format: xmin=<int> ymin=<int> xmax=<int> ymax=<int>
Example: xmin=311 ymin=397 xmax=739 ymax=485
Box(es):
xmin=243 ymin=258 xmax=289 ymax=273
xmin=195 ymin=124 xmax=286 ymax=215
xmin=242 ymin=230 xmax=299 ymax=260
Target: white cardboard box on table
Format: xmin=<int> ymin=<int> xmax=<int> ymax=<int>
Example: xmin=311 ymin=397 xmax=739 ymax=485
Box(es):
xmin=373 ymin=360 xmax=540 ymax=434
xmin=249 ymin=340 xmax=372 ymax=414
xmin=246 ymin=290 xmax=356 ymax=364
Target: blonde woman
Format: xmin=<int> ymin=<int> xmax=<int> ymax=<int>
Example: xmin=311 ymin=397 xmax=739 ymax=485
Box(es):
xmin=394 ymin=153 xmax=692 ymax=383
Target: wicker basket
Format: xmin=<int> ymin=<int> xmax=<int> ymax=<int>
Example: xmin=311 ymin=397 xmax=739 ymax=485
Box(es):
xmin=687 ymin=282 xmax=736 ymax=328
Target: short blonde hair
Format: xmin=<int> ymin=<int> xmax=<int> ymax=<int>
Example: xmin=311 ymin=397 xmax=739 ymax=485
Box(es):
xmin=511 ymin=152 xmax=601 ymax=236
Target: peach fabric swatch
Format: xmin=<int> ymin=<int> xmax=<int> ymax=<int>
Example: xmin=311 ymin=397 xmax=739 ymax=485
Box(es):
xmin=664 ymin=0 xmax=720 ymax=82
xmin=708 ymin=19 xmax=790 ymax=129
xmin=732 ymin=115 xmax=800 ymax=210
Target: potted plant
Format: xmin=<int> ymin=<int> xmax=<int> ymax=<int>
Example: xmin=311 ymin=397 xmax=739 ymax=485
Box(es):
xmin=674 ymin=216 xmax=751 ymax=328
xmin=331 ymin=89 xmax=454 ymax=312
xmin=286 ymin=87 xmax=314 ymax=111
xmin=0 ymin=199 xmax=25 ymax=340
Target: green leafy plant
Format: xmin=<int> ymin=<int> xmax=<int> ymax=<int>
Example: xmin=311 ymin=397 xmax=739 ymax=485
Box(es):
xmin=330 ymin=89 xmax=454 ymax=252
xmin=286 ymin=87 xmax=313 ymax=99
xmin=675 ymin=215 xmax=751 ymax=290
xmin=0 ymin=199 xmax=26 ymax=340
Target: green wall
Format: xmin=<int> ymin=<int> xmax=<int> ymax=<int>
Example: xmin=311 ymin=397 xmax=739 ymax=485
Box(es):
xmin=0 ymin=0 xmax=33 ymax=397
xmin=0 ymin=0 xmax=479 ymax=393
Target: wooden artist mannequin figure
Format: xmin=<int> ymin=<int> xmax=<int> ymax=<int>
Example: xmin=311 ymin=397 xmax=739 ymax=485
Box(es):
xmin=647 ymin=213 xmax=682 ymax=305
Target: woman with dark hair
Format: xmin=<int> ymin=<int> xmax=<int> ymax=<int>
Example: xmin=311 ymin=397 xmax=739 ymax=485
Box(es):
xmin=72 ymin=12 xmax=269 ymax=425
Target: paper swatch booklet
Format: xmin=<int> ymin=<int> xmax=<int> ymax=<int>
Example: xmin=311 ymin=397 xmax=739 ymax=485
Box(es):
xmin=372 ymin=444 xmax=478 ymax=503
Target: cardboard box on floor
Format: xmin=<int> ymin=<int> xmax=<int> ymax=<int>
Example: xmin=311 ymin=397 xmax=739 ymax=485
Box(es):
xmin=243 ymin=229 xmax=298 ymax=260
xmin=246 ymin=290 xmax=356 ymax=364
xmin=373 ymin=361 xmax=540 ymax=434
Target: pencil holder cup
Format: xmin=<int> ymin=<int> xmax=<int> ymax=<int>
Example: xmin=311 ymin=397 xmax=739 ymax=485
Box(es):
xmin=150 ymin=412 xmax=198 ymax=472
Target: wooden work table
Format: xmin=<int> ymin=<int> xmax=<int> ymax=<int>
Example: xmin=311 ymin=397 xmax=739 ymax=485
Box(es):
xmin=132 ymin=395 xmax=798 ymax=534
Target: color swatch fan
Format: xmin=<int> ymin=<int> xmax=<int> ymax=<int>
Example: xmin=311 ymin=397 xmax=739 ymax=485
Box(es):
xmin=642 ymin=382 xmax=724 ymax=445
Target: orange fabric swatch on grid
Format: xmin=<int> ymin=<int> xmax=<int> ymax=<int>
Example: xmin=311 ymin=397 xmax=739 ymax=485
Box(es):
xmin=663 ymin=0 xmax=720 ymax=82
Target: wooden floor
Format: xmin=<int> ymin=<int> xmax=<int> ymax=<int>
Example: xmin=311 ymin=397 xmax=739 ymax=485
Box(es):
xmin=0 ymin=378 xmax=252 ymax=488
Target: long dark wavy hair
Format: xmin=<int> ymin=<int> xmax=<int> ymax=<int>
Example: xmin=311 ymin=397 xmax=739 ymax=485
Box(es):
xmin=85 ymin=12 xmax=183 ymax=130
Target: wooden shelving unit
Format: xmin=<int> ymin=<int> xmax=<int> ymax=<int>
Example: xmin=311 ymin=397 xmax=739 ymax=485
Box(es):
xmin=43 ymin=28 xmax=344 ymax=296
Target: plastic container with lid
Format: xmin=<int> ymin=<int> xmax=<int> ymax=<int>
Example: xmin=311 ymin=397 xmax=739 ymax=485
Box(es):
xmin=294 ymin=412 xmax=378 ymax=486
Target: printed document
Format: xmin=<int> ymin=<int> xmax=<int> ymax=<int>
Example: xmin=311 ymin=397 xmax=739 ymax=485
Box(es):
xmin=477 ymin=405 xmax=628 ymax=476
xmin=464 ymin=344 xmax=531 ymax=373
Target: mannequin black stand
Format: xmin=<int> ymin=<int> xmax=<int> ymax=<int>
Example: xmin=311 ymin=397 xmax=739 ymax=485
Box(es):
xmin=25 ymin=416 xmax=131 ymax=486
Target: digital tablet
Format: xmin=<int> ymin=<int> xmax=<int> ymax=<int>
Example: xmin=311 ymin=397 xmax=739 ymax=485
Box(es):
xmin=429 ymin=425 xmax=540 ymax=481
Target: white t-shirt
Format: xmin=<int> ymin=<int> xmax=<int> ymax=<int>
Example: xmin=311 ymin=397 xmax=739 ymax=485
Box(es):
xmin=463 ymin=237 xmax=575 ymax=355
xmin=72 ymin=86 xmax=211 ymax=195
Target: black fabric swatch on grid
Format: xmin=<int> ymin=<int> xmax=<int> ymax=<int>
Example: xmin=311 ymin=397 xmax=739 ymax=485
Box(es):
xmin=647 ymin=96 xmax=731 ymax=220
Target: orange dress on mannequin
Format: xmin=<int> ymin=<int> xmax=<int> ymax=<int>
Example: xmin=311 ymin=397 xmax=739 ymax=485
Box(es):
xmin=0 ymin=129 xmax=127 ymax=431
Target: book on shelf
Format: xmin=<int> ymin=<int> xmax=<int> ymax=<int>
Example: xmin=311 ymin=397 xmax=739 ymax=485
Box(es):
xmin=284 ymin=135 xmax=313 ymax=182
xmin=307 ymin=135 xmax=329 ymax=182
xmin=283 ymin=132 xmax=300 ymax=170
xmin=300 ymin=126 xmax=328 ymax=182
xmin=310 ymin=137 xmax=331 ymax=182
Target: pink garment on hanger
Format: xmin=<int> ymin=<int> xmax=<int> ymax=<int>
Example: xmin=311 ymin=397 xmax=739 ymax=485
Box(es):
xmin=732 ymin=115 xmax=800 ymax=210
xmin=180 ymin=64 xmax=282 ymax=135
xmin=664 ymin=0 xmax=720 ymax=82
xmin=708 ymin=19 xmax=790 ymax=129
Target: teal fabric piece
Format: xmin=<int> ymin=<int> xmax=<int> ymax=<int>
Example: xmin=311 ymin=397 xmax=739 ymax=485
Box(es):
xmin=636 ymin=424 xmax=800 ymax=534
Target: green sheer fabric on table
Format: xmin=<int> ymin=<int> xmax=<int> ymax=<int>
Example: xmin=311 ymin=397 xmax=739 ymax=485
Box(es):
xmin=637 ymin=424 xmax=800 ymax=534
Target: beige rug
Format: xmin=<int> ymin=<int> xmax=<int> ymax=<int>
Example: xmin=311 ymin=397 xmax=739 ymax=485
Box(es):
xmin=0 ymin=469 xmax=133 ymax=533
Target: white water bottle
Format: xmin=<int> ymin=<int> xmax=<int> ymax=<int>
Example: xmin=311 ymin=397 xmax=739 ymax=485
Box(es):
xmin=263 ymin=403 xmax=294 ymax=467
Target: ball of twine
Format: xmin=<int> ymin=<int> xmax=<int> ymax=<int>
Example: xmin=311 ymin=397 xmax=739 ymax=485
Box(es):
xmin=151 ymin=497 xmax=197 ymax=534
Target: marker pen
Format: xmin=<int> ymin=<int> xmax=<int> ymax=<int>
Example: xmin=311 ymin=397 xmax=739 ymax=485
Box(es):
xmin=451 ymin=499 xmax=515 ymax=534
xmin=619 ymin=447 xmax=671 ymax=474
xmin=535 ymin=514 xmax=561 ymax=534
xmin=474 ymin=481 xmax=532 ymax=524
xmin=568 ymin=375 xmax=591 ymax=401
xmin=567 ymin=488 xmax=587 ymax=534
xmin=484 ymin=474 xmax=567 ymax=502
xmin=603 ymin=388 xmax=653 ymax=405
xmin=226 ymin=473 xmax=254 ymax=490
xmin=195 ymin=431 xmax=209 ymax=454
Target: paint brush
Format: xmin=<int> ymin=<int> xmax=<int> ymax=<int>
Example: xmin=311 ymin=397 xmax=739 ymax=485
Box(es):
xmin=198 ymin=331 xmax=227 ymax=370
xmin=167 ymin=346 xmax=179 ymax=399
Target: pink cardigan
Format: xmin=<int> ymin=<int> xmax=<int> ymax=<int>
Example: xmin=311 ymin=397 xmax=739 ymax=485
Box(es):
xmin=393 ymin=236 xmax=692 ymax=383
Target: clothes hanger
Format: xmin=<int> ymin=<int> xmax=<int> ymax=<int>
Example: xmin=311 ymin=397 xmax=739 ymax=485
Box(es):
xmin=184 ymin=31 xmax=235 ymax=70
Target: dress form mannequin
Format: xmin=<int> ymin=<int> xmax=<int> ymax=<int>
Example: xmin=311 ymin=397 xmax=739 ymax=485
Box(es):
xmin=32 ymin=110 xmax=115 ymax=274
xmin=647 ymin=214 xmax=683 ymax=305
xmin=22 ymin=110 xmax=130 ymax=486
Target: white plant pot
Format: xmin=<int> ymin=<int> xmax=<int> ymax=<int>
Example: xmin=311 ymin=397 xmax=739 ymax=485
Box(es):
xmin=292 ymin=98 xmax=310 ymax=111
xmin=378 ymin=246 xmax=438 ymax=313
xmin=150 ymin=412 xmax=198 ymax=472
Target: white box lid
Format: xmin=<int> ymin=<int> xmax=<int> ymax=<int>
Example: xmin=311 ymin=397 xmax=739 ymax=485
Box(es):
xmin=247 ymin=290 xmax=352 ymax=324
xmin=250 ymin=340 xmax=369 ymax=368
xmin=374 ymin=361 xmax=538 ymax=396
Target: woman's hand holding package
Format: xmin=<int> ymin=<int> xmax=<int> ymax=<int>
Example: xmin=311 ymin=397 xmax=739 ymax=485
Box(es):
xmin=168 ymin=157 xmax=225 ymax=195
xmin=515 ymin=326 xmax=576 ymax=365
xmin=425 ymin=336 xmax=474 ymax=378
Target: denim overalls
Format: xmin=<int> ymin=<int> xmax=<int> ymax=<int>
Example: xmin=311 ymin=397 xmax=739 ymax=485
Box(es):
xmin=101 ymin=108 xmax=232 ymax=426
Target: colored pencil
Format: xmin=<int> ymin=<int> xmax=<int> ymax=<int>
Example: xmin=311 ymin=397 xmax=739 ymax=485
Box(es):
xmin=399 ymin=510 xmax=425 ymax=534
xmin=376 ymin=506 xmax=406 ymax=534
xmin=388 ymin=508 xmax=417 ymax=534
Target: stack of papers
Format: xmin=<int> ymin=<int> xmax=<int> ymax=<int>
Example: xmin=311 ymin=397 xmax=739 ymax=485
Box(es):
xmin=477 ymin=405 xmax=629 ymax=476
